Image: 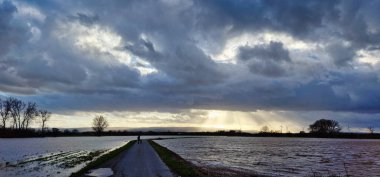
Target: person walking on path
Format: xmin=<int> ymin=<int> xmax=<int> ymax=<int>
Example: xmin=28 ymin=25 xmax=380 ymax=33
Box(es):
xmin=137 ymin=134 xmax=141 ymax=144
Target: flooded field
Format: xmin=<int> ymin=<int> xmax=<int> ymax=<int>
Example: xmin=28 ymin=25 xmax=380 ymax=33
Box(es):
xmin=155 ymin=137 xmax=380 ymax=177
xmin=2 ymin=136 xmax=379 ymax=177
xmin=0 ymin=135 xmax=182 ymax=177
xmin=0 ymin=136 xmax=134 ymax=177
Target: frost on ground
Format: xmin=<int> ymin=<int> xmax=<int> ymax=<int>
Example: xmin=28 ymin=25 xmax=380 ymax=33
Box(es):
xmin=0 ymin=149 xmax=108 ymax=177
xmin=87 ymin=168 xmax=114 ymax=177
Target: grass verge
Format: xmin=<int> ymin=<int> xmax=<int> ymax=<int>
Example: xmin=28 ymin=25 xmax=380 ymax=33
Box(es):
xmin=69 ymin=140 xmax=136 ymax=177
xmin=149 ymin=140 xmax=204 ymax=177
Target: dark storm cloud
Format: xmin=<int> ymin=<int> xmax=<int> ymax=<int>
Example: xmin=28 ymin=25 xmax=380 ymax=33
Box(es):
xmin=0 ymin=1 xmax=30 ymax=55
xmin=125 ymin=40 xmax=225 ymax=85
xmin=239 ymin=42 xmax=290 ymax=62
xmin=194 ymin=0 xmax=340 ymax=39
xmin=238 ymin=41 xmax=291 ymax=77
xmin=69 ymin=13 xmax=99 ymax=26
xmin=196 ymin=0 xmax=380 ymax=50
xmin=0 ymin=0 xmax=141 ymax=95
xmin=0 ymin=0 xmax=380 ymax=122
xmin=16 ymin=56 xmax=87 ymax=85
xmin=325 ymin=43 xmax=356 ymax=66
xmin=338 ymin=0 xmax=380 ymax=48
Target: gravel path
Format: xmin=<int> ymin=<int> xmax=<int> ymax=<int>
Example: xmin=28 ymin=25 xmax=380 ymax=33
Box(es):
xmin=97 ymin=140 xmax=174 ymax=177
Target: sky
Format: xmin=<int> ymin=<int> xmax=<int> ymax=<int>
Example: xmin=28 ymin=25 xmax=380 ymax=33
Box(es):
xmin=1 ymin=0 xmax=380 ymax=132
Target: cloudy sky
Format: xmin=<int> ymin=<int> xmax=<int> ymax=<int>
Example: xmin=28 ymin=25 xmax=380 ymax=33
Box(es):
xmin=1 ymin=0 xmax=380 ymax=132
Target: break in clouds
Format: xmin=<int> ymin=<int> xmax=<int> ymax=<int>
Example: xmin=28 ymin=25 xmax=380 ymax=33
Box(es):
xmin=1 ymin=0 xmax=380 ymax=129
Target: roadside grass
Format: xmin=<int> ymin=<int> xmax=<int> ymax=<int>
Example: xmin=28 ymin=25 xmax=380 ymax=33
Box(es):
xmin=149 ymin=140 xmax=204 ymax=177
xmin=69 ymin=140 xmax=136 ymax=177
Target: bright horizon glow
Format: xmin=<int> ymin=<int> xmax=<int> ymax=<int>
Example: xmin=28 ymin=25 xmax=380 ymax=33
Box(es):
xmin=30 ymin=109 xmax=367 ymax=133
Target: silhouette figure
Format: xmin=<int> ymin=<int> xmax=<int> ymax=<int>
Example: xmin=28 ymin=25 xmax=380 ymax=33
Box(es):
xmin=137 ymin=135 xmax=142 ymax=144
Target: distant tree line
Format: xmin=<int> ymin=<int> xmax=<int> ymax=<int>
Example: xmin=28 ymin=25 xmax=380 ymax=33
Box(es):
xmin=2 ymin=109 xmax=379 ymax=139
xmin=0 ymin=97 xmax=51 ymax=132
xmin=258 ymin=118 xmax=378 ymax=138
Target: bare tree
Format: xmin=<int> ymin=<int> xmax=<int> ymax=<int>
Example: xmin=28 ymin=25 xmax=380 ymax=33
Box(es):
xmin=0 ymin=99 xmax=3 ymax=128
xmin=39 ymin=110 xmax=51 ymax=133
xmin=22 ymin=102 xmax=39 ymax=130
xmin=367 ymin=126 xmax=375 ymax=134
xmin=1 ymin=98 xmax=12 ymax=129
xmin=0 ymin=97 xmax=52 ymax=133
xmin=92 ymin=115 xmax=109 ymax=135
xmin=261 ymin=125 xmax=270 ymax=133
xmin=9 ymin=97 xmax=26 ymax=130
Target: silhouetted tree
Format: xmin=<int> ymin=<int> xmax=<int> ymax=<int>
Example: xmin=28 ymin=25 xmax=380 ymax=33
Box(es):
xmin=0 ymin=97 xmax=52 ymax=137
xmin=52 ymin=128 xmax=60 ymax=136
xmin=39 ymin=110 xmax=51 ymax=133
xmin=367 ymin=126 xmax=375 ymax=134
xmin=92 ymin=115 xmax=109 ymax=135
xmin=309 ymin=119 xmax=341 ymax=134
xmin=10 ymin=97 xmax=26 ymax=130
xmin=0 ymin=98 xmax=12 ymax=129
xmin=23 ymin=102 xmax=39 ymax=130
xmin=261 ymin=125 xmax=270 ymax=133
